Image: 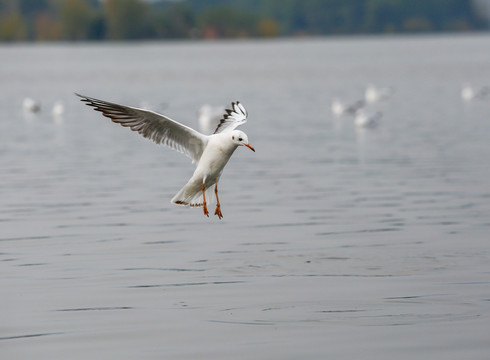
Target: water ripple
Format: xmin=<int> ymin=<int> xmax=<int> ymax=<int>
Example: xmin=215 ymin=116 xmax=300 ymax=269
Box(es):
xmin=0 ymin=332 xmax=63 ymax=341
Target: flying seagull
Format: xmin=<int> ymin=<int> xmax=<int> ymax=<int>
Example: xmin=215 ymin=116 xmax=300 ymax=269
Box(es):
xmin=76 ymin=94 xmax=255 ymax=219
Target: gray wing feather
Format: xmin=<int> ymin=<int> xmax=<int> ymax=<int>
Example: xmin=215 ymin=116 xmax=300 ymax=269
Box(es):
xmin=77 ymin=94 xmax=207 ymax=163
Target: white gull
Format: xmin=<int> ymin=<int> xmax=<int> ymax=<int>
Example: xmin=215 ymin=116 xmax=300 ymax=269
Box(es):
xmin=23 ymin=97 xmax=41 ymax=113
xmin=461 ymin=83 xmax=489 ymax=101
xmin=355 ymin=110 xmax=382 ymax=128
xmin=77 ymin=94 xmax=255 ymax=219
xmin=52 ymin=101 xmax=64 ymax=116
xmin=365 ymin=84 xmax=393 ymax=103
xmin=331 ymin=98 xmax=365 ymax=116
xmin=198 ymin=104 xmax=226 ymax=134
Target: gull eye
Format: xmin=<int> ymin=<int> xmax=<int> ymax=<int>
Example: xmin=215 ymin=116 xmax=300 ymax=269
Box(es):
xmin=238 ymin=137 xmax=243 ymax=141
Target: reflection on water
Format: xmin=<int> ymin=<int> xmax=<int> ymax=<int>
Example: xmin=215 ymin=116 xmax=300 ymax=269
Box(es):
xmin=1 ymin=35 xmax=490 ymax=359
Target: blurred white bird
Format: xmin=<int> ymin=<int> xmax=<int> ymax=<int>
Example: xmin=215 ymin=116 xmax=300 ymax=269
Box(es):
xmin=77 ymin=94 xmax=255 ymax=219
xmin=365 ymin=85 xmax=393 ymax=103
xmin=461 ymin=83 xmax=489 ymax=101
xmin=198 ymin=104 xmax=226 ymax=134
xmin=52 ymin=101 xmax=64 ymax=116
xmin=139 ymin=100 xmax=151 ymax=110
xmin=23 ymin=97 xmax=41 ymax=113
xmin=331 ymin=98 xmax=365 ymax=116
xmin=355 ymin=110 xmax=382 ymax=128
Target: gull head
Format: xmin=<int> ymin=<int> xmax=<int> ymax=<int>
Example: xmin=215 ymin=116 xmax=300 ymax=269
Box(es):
xmin=231 ymin=130 xmax=255 ymax=152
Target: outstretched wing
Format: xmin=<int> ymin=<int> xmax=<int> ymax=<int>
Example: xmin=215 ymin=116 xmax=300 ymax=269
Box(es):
xmin=213 ymin=101 xmax=248 ymax=134
xmin=77 ymin=94 xmax=208 ymax=164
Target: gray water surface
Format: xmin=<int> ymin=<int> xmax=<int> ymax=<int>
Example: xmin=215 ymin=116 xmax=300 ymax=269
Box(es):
xmin=1 ymin=35 xmax=490 ymax=359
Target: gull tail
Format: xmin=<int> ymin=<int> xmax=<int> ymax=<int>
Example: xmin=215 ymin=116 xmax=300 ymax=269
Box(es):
xmin=171 ymin=183 xmax=215 ymax=207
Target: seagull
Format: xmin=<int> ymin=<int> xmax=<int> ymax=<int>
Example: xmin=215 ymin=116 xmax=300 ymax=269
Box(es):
xmin=76 ymin=94 xmax=255 ymax=219
xmin=365 ymin=85 xmax=393 ymax=103
xmin=23 ymin=97 xmax=41 ymax=113
xmin=461 ymin=83 xmax=489 ymax=101
xmin=198 ymin=104 xmax=226 ymax=134
xmin=52 ymin=101 xmax=64 ymax=116
xmin=355 ymin=110 xmax=382 ymax=128
xmin=331 ymin=98 xmax=365 ymax=116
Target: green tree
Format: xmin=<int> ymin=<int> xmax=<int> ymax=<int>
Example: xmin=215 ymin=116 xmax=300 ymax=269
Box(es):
xmin=0 ymin=11 xmax=27 ymax=41
xmin=104 ymin=0 xmax=150 ymax=40
xmin=364 ymin=0 xmax=402 ymax=33
xmin=34 ymin=12 xmax=62 ymax=40
xmin=256 ymin=18 xmax=279 ymax=37
xmin=198 ymin=7 xmax=257 ymax=38
xmin=152 ymin=3 xmax=195 ymax=39
xmin=59 ymin=0 xmax=94 ymax=40
xmin=0 ymin=0 xmax=488 ymax=41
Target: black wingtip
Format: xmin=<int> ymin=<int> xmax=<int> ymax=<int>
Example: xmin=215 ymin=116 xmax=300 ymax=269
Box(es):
xmin=75 ymin=93 xmax=90 ymax=103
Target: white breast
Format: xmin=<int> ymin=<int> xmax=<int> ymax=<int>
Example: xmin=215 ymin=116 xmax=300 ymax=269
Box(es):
xmin=195 ymin=134 xmax=237 ymax=184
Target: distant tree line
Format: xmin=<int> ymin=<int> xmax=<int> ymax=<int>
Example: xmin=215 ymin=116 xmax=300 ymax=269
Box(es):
xmin=0 ymin=0 xmax=487 ymax=41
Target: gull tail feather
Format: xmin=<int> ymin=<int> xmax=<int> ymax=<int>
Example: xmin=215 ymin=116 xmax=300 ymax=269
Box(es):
xmin=171 ymin=184 xmax=215 ymax=207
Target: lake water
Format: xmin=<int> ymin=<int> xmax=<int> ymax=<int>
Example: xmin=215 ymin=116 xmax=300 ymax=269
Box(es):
xmin=1 ymin=35 xmax=490 ymax=359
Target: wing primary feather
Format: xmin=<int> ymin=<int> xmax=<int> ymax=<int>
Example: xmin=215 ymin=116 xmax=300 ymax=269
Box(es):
xmin=213 ymin=100 xmax=248 ymax=134
xmin=76 ymin=93 xmax=207 ymax=163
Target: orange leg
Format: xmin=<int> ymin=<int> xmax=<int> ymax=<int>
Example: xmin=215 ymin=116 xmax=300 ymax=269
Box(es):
xmin=214 ymin=184 xmax=223 ymax=219
xmin=202 ymin=183 xmax=209 ymax=217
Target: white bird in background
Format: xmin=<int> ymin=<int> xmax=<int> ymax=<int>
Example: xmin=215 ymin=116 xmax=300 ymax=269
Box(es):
xmin=198 ymin=104 xmax=226 ymax=134
xmin=355 ymin=110 xmax=382 ymax=128
xmin=331 ymin=98 xmax=365 ymax=116
xmin=139 ymin=100 xmax=151 ymax=110
xmin=23 ymin=97 xmax=41 ymax=113
xmin=77 ymin=94 xmax=255 ymax=219
xmin=52 ymin=101 xmax=64 ymax=116
xmin=364 ymin=84 xmax=393 ymax=103
xmin=461 ymin=83 xmax=489 ymax=101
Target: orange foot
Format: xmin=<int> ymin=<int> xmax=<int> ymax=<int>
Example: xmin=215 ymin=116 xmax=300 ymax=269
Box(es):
xmin=214 ymin=184 xmax=223 ymax=219
xmin=203 ymin=203 xmax=209 ymax=217
xmin=202 ymin=183 xmax=209 ymax=217
xmin=214 ymin=205 xmax=223 ymax=219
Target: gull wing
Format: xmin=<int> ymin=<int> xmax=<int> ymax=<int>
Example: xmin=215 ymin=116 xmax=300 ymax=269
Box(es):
xmin=77 ymin=94 xmax=207 ymax=163
xmin=213 ymin=101 xmax=248 ymax=134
